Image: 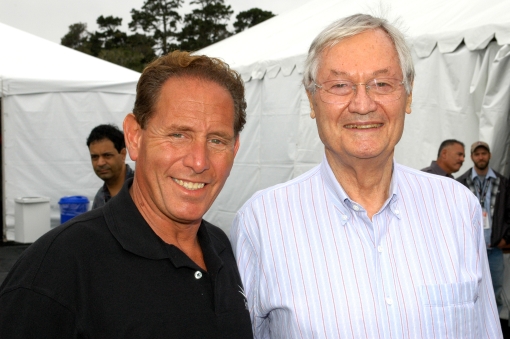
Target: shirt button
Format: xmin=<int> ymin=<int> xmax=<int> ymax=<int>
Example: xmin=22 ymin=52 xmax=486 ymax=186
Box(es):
xmin=194 ymin=271 xmax=202 ymax=279
xmin=386 ymin=297 xmax=393 ymax=305
xmin=377 ymin=245 xmax=383 ymax=253
xmin=394 ymin=209 xmax=400 ymax=215
xmin=353 ymin=205 xmax=360 ymax=211
xmin=342 ymin=215 xmax=348 ymax=220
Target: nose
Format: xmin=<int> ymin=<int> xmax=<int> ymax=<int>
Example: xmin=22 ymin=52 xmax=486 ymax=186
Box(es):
xmin=348 ymin=84 xmax=377 ymax=114
xmin=183 ymin=139 xmax=210 ymax=174
xmin=97 ymin=156 xmax=107 ymax=166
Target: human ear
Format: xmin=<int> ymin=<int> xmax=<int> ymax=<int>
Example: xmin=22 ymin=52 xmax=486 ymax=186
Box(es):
xmin=123 ymin=113 xmax=142 ymax=161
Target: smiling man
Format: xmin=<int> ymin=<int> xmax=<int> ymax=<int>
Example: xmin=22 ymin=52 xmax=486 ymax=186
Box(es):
xmin=86 ymin=124 xmax=134 ymax=209
xmin=0 ymin=51 xmax=253 ymax=338
xmin=230 ymin=14 xmax=502 ymax=338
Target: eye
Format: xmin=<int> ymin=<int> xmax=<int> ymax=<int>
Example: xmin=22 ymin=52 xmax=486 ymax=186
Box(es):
xmin=170 ymin=133 xmax=184 ymax=138
xmin=210 ymin=139 xmax=223 ymax=145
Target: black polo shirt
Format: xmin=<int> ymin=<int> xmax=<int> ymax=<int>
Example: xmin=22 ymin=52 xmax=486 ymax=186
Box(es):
xmin=0 ymin=179 xmax=253 ymax=338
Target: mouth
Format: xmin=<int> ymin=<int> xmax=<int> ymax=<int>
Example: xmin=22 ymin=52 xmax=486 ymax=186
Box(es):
xmin=344 ymin=123 xmax=383 ymax=129
xmin=173 ymin=178 xmax=205 ymax=191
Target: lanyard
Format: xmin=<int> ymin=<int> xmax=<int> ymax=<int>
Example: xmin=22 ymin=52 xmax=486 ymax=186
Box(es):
xmin=475 ymin=177 xmax=491 ymax=208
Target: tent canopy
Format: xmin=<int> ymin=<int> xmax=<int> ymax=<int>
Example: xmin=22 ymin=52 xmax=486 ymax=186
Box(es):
xmin=1 ymin=22 xmax=139 ymax=233
xmin=201 ymin=0 xmax=510 ymax=70
xmin=0 ymin=22 xmax=139 ymax=89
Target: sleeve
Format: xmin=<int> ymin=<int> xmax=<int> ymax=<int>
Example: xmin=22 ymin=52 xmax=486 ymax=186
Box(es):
xmin=0 ymin=288 xmax=77 ymax=338
xmin=230 ymin=208 xmax=269 ymax=339
xmin=471 ymin=199 xmax=504 ymax=338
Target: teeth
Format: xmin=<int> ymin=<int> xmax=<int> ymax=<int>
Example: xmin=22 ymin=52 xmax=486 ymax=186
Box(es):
xmin=345 ymin=124 xmax=382 ymax=129
xmin=173 ymin=178 xmax=205 ymax=190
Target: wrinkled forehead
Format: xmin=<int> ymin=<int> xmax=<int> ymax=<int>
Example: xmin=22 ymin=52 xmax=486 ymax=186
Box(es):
xmin=316 ymin=29 xmax=401 ymax=79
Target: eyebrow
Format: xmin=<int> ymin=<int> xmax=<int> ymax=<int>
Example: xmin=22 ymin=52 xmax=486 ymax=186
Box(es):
xmin=329 ymin=68 xmax=390 ymax=78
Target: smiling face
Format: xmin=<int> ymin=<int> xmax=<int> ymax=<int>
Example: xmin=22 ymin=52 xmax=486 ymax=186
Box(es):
xmin=307 ymin=29 xmax=412 ymax=169
xmin=124 ymin=76 xmax=240 ymax=227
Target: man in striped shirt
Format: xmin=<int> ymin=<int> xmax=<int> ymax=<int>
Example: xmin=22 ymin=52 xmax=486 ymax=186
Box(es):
xmin=230 ymin=14 xmax=502 ymax=339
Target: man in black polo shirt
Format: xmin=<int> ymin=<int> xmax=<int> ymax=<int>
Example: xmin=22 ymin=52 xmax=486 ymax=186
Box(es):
xmin=0 ymin=51 xmax=253 ymax=338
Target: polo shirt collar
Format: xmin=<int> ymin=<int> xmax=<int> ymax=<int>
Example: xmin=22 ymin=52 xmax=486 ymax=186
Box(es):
xmin=321 ymin=156 xmax=401 ymax=225
xmin=103 ymin=178 xmax=226 ymax=270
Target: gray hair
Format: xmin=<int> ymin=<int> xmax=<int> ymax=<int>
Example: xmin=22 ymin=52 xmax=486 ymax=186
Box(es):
xmin=303 ymin=14 xmax=414 ymax=94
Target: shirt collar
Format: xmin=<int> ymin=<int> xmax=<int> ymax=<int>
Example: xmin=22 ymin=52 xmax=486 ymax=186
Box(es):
xmin=470 ymin=167 xmax=496 ymax=180
xmin=103 ymin=178 xmax=226 ymax=267
xmin=320 ymin=156 xmax=401 ymax=225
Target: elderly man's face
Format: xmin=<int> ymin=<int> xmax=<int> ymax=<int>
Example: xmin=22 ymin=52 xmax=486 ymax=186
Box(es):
xmin=125 ymin=76 xmax=239 ymax=225
xmin=308 ymin=29 xmax=412 ymax=167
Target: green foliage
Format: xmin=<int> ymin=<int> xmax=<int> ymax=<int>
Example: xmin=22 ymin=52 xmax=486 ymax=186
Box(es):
xmin=233 ymin=8 xmax=275 ymax=33
xmin=129 ymin=0 xmax=184 ymax=55
xmin=60 ymin=2 xmax=275 ymax=70
xmin=178 ymin=0 xmax=233 ymax=51
xmin=61 ymin=23 xmax=90 ymax=53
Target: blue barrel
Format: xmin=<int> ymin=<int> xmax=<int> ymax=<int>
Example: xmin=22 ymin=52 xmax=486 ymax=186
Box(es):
xmin=58 ymin=196 xmax=90 ymax=224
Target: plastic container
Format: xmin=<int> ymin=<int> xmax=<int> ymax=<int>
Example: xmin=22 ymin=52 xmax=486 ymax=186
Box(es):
xmin=58 ymin=196 xmax=90 ymax=224
xmin=15 ymin=196 xmax=51 ymax=243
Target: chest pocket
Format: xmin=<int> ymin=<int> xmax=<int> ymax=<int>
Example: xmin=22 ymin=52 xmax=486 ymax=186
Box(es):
xmin=420 ymin=280 xmax=478 ymax=337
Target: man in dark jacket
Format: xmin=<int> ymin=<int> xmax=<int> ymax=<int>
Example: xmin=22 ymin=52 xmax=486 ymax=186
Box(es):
xmin=457 ymin=141 xmax=510 ymax=311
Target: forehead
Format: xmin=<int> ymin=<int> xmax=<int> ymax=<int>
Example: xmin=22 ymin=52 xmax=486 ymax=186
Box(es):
xmin=153 ymin=76 xmax=235 ymax=123
xmin=317 ymin=29 xmax=401 ymax=79
xmin=473 ymin=147 xmax=489 ymax=153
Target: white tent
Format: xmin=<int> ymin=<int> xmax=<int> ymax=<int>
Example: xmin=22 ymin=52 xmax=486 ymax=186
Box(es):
xmin=0 ymin=22 xmax=140 ymax=237
xmin=199 ymin=0 xmax=510 ymax=233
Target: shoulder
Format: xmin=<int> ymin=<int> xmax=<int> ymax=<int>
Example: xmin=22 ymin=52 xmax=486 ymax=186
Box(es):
xmin=396 ymin=164 xmax=475 ymax=197
xmin=203 ymin=220 xmax=230 ymax=246
xmin=455 ymin=168 xmax=472 ymax=182
xmin=1 ymin=209 xmax=110 ymax=292
xmin=237 ymin=164 xmax=321 ymax=214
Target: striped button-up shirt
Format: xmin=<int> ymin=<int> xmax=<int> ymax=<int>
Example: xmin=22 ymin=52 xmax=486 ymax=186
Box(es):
xmin=230 ymin=157 xmax=502 ymax=339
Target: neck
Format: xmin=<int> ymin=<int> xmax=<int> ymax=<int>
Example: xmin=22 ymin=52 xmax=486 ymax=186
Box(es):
xmin=474 ymin=166 xmax=489 ymax=176
xmin=128 ymin=177 xmax=206 ymax=270
xmin=326 ymin=151 xmax=393 ymax=220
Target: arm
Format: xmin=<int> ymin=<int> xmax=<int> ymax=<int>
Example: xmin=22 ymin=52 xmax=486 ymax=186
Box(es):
xmin=0 ymin=288 xmax=77 ymax=338
xmin=230 ymin=210 xmax=269 ymax=339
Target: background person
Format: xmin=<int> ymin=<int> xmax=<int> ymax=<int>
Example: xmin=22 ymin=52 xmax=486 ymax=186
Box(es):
xmin=421 ymin=139 xmax=465 ymax=178
xmin=0 ymin=51 xmax=253 ymax=338
xmin=231 ymin=14 xmax=501 ymax=338
xmin=86 ymin=124 xmax=134 ymax=209
xmin=457 ymin=141 xmax=510 ymax=312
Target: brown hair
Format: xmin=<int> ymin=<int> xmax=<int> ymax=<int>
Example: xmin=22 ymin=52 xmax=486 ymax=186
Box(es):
xmin=133 ymin=50 xmax=247 ymax=135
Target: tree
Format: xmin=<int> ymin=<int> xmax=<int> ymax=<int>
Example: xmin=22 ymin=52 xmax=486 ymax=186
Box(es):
xmin=178 ymin=0 xmax=233 ymax=51
xmin=61 ymin=23 xmax=90 ymax=53
xmin=129 ymin=0 xmax=184 ymax=55
xmin=233 ymin=8 xmax=275 ymax=33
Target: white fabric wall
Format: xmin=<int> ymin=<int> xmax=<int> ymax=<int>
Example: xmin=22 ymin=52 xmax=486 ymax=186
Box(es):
xmin=205 ymin=41 xmax=510 ymax=235
xmin=3 ymin=87 xmax=136 ymax=229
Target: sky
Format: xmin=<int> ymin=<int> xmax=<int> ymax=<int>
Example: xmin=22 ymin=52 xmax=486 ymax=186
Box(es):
xmin=0 ymin=0 xmax=311 ymax=44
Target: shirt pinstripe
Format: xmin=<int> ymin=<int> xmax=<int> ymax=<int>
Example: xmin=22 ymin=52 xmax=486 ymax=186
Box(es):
xmin=230 ymin=157 xmax=502 ymax=339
